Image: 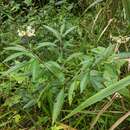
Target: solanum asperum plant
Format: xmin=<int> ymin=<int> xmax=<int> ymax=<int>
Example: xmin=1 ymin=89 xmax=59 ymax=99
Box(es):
xmin=17 ymin=25 xmax=35 ymax=44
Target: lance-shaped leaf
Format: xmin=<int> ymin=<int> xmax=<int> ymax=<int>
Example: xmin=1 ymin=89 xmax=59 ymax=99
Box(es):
xmin=3 ymin=52 xmax=25 ymax=62
xmin=32 ymin=60 xmax=40 ymax=82
xmin=44 ymin=61 xmax=64 ymax=82
xmin=64 ymin=75 xmax=130 ymax=120
xmin=43 ymin=25 xmax=62 ymax=42
xmin=36 ymin=42 xmax=56 ymax=49
xmin=52 ymin=89 xmax=64 ymax=124
xmin=63 ymin=26 xmax=76 ymax=37
xmin=68 ymin=80 xmax=78 ymax=105
xmin=80 ymin=73 xmax=90 ymax=93
xmin=1 ymin=61 xmax=32 ymax=77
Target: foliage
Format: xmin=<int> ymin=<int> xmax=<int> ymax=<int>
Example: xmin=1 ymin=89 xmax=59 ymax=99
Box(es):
xmin=0 ymin=0 xmax=130 ymax=130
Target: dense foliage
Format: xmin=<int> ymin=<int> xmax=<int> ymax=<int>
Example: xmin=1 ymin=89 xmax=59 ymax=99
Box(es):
xmin=0 ymin=0 xmax=130 ymax=130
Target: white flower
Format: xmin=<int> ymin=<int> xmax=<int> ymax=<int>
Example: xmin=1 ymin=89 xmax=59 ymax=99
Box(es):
xmin=17 ymin=29 xmax=26 ymax=37
xmin=17 ymin=26 xmax=35 ymax=37
xmin=114 ymin=92 xmax=122 ymax=98
xmin=26 ymin=26 xmax=35 ymax=37
xmin=110 ymin=34 xmax=130 ymax=44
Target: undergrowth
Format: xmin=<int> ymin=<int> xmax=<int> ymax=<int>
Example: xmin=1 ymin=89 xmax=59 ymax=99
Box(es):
xmin=0 ymin=0 xmax=130 ymax=130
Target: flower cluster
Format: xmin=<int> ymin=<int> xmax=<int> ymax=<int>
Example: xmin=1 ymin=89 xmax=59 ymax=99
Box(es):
xmin=110 ymin=35 xmax=130 ymax=44
xmin=17 ymin=26 xmax=35 ymax=37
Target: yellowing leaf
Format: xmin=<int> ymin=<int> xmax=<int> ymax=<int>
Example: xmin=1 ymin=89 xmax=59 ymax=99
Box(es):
xmin=14 ymin=114 xmax=21 ymax=123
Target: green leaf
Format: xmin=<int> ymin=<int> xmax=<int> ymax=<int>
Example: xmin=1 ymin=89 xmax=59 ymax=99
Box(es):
xmin=64 ymin=75 xmax=130 ymax=120
xmin=66 ymin=52 xmax=83 ymax=61
xmin=1 ymin=61 xmax=31 ymax=77
xmin=60 ymin=23 xmax=65 ymax=35
xmin=93 ymin=45 xmax=114 ymax=67
xmin=63 ymin=26 xmax=76 ymax=37
xmin=5 ymin=45 xmax=28 ymax=52
xmin=43 ymin=25 xmax=62 ymax=42
xmin=45 ymin=61 xmax=64 ymax=82
xmin=119 ymin=88 xmax=130 ymax=99
xmin=52 ymin=89 xmax=64 ymax=124
xmin=117 ymin=52 xmax=130 ymax=59
xmin=103 ymin=64 xmax=118 ymax=86
xmin=122 ymin=0 xmax=130 ymax=24
xmin=83 ymin=0 xmax=103 ymax=15
xmin=24 ymin=0 xmax=32 ymax=6
xmin=14 ymin=114 xmax=21 ymax=123
xmin=80 ymin=73 xmax=89 ymax=93
xmin=0 ymin=121 xmax=11 ymax=128
xmin=12 ymin=73 xmax=26 ymax=83
xmin=23 ymin=99 xmax=36 ymax=109
xmin=32 ymin=60 xmax=40 ymax=82
xmin=4 ymin=95 xmax=21 ymax=107
xmin=37 ymin=85 xmax=50 ymax=105
xmin=68 ymin=80 xmax=78 ymax=105
xmin=91 ymin=46 xmax=105 ymax=54
xmin=90 ymin=70 xmax=104 ymax=90
xmin=3 ymin=52 xmax=25 ymax=62
xmin=36 ymin=42 xmax=56 ymax=49
xmin=5 ymin=45 xmax=35 ymax=59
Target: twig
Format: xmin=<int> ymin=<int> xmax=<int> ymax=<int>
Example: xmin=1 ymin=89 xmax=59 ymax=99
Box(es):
xmin=89 ymin=94 xmax=117 ymax=130
xmin=109 ymin=111 xmax=130 ymax=130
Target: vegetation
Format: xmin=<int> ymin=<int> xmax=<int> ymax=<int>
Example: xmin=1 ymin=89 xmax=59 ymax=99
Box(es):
xmin=0 ymin=0 xmax=130 ymax=130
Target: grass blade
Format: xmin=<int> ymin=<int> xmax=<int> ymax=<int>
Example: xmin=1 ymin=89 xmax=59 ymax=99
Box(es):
xmin=82 ymin=0 xmax=103 ymax=16
xmin=97 ymin=19 xmax=113 ymax=43
xmin=63 ymin=75 xmax=130 ymax=120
